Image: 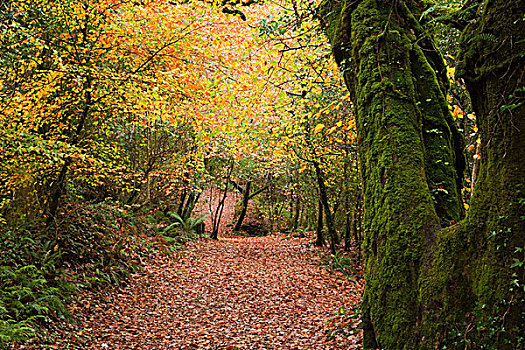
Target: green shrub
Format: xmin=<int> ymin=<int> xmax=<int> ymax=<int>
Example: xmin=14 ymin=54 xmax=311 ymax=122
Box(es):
xmin=0 ymin=200 xmax=160 ymax=346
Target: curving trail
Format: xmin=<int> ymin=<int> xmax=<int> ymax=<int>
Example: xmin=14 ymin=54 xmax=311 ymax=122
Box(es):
xmin=55 ymin=235 xmax=362 ymax=349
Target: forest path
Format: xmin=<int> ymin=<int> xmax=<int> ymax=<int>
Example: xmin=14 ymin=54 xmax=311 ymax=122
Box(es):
xmin=64 ymin=234 xmax=362 ymax=349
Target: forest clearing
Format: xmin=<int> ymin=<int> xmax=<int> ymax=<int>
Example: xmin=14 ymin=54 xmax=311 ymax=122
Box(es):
xmin=1 ymin=0 xmax=523 ymax=349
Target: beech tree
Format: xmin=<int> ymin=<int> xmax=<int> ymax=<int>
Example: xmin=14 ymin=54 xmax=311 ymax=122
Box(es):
xmin=320 ymin=0 xmax=524 ymax=348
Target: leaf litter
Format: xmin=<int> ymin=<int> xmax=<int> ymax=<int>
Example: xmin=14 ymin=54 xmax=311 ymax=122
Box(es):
xmin=19 ymin=233 xmax=363 ymax=349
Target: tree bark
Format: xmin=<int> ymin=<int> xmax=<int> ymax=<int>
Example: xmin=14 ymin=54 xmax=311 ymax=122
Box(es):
xmin=353 ymin=193 xmax=362 ymax=262
xmin=321 ymin=0 xmax=524 ymax=348
xmin=452 ymin=1 xmax=525 ymax=346
xmin=313 ymin=161 xmax=337 ymax=254
xmin=292 ymin=194 xmax=300 ymax=231
xmin=315 ymin=199 xmax=324 ymax=247
xmin=322 ymin=1 xmax=457 ymax=346
xmin=46 ymin=75 xmax=92 ymax=225
xmin=344 ymin=196 xmax=351 ymax=252
xmin=234 ymin=181 xmax=251 ymax=231
xmin=181 ymin=191 xmax=200 ymax=222
xmin=177 ymin=190 xmax=187 ymax=216
xmin=210 ymin=160 xmax=234 ymax=239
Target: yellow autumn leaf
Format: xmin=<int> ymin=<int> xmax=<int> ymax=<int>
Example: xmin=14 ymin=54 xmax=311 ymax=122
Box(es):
xmin=314 ymin=123 xmax=325 ymax=133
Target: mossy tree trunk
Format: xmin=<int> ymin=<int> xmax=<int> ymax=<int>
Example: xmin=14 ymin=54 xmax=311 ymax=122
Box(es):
xmin=320 ymin=0 xmax=524 ymax=348
xmin=322 ymin=0 xmax=463 ymax=347
xmin=448 ymin=0 xmax=524 ymax=347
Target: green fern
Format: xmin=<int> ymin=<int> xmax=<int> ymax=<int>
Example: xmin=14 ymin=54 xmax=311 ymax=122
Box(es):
xmin=0 ymin=317 xmax=37 ymax=347
xmin=469 ymin=32 xmax=499 ymax=43
xmin=419 ymin=0 xmax=463 ymax=20
xmin=165 ymin=212 xmax=207 ymax=235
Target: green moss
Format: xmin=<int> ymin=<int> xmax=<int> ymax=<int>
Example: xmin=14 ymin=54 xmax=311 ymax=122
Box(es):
xmin=318 ymin=0 xmax=354 ymax=75
xmin=346 ymin=1 xmax=446 ymax=348
xmin=321 ymin=0 xmax=524 ymax=348
xmin=321 ymin=0 xmax=466 ymax=348
xmin=409 ymin=46 xmax=464 ymax=225
xmin=419 ymin=223 xmax=474 ymax=346
xmin=456 ymin=1 xmax=525 ymax=347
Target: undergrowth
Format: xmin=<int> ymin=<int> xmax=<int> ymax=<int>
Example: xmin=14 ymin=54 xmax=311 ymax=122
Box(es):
xmin=325 ymin=304 xmax=362 ymax=344
xmin=320 ymin=252 xmax=360 ymax=283
xmin=320 ymin=250 xmax=363 ymax=345
xmin=0 ymin=201 xmax=205 ymax=348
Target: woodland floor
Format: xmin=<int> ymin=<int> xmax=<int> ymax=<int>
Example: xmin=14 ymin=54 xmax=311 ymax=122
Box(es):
xmin=16 ymin=193 xmax=363 ymax=349
xmin=20 ymin=233 xmax=363 ymax=349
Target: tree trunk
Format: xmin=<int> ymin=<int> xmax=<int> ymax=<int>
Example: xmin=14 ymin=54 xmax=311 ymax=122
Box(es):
xmin=210 ymin=186 xmax=227 ymax=240
xmin=322 ymin=1 xmax=461 ymax=346
xmin=315 ymin=199 xmax=324 ymax=247
xmin=234 ymin=181 xmax=251 ymax=231
xmin=46 ymin=159 xmax=71 ymax=225
xmin=420 ymin=2 xmax=525 ymax=346
xmin=452 ymin=1 xmax=524 ymax=346
xmin=470 ymin=140 xmax=481 ymax=196
xmin=292 ymin=195 xmax=300 ymax=231
xmin=313 ymin=161 xmax=337 ymax=254
xmin=210 ymin=160 xmax=234 ymax=239
xmin=344 ymin=196 xmax=351 ymax=252
xmin=321 ymin=0 xmax=524 ymax=348
xmin=181 ymin=191 xmax=200 ymax=221
xmin=353 ymin=193 xmax=362 ymax=262
xmin=177 ymin=190 xmax=187 ymax=216
xmin=46 ymin=75 xmax=92 ymax=225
